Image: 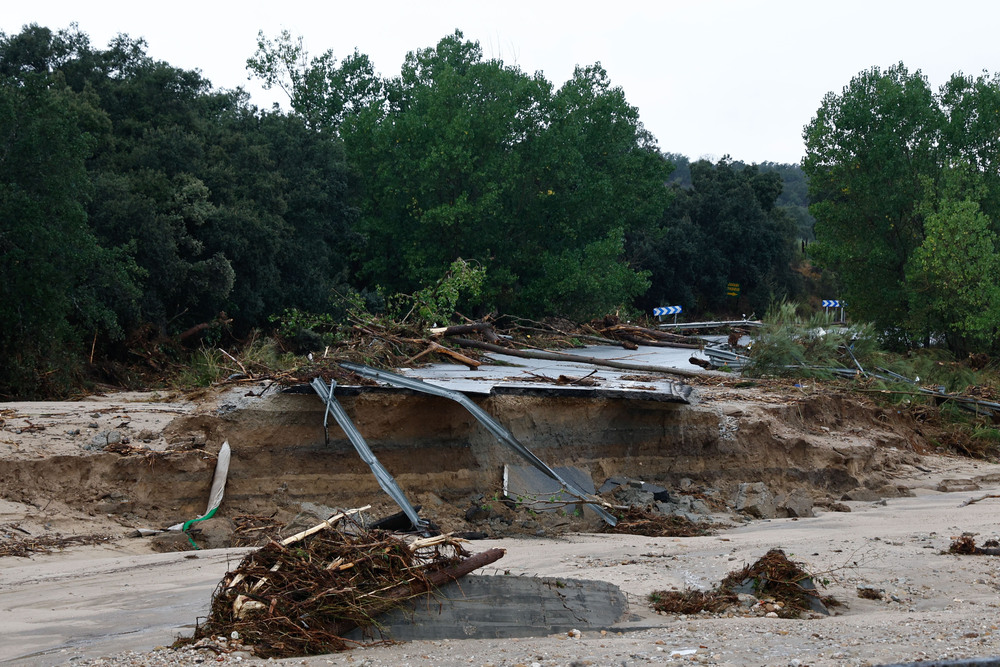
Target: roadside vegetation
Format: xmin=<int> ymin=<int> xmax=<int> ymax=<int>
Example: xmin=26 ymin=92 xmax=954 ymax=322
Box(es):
xmin=4 ymin=24 xmax=1000 ymax=427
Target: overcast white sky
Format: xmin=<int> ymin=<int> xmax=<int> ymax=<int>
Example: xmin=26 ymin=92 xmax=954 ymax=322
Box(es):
xmin=5 ymin=1 xmax=1000 ymax=164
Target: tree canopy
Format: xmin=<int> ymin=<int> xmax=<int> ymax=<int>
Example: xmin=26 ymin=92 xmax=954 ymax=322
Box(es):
xmin=804 ymin=63 xmax=1000 ymax=351
xmin=253 ymin=30 xmax=673 ymax=319
xmin=630 ymin=158 xmax=800 ymax=316
xmin=1 ymin=23 xmax=810 ymax=396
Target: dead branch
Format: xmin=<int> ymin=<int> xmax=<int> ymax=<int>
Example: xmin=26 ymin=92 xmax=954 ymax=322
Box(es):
xmin=431 ymin=322 xmax=500 ymax=343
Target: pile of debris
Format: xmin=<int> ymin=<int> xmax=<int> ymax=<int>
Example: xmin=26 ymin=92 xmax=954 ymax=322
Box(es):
xmin=0 ymin=525 xmax=115 ymax=557
xmin=949 ymin=535 xmax=1000 ymax=555
xmin=649 ymin=548 xmax=836 ymax=619
xmin=179 ymin=509 xmax=503 ymax=658
xmin=603 ymin=506 xmax=712 ymax=538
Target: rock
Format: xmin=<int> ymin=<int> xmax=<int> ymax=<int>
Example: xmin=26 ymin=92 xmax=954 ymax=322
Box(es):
xmin=598 ymin=475 xmax=629 ymax=494
xmin=614 ymin=487 xmax=656 ymax=507
xmin=936 ymin=479 xmax=981 ymax=493
xmin=465 ymin=505 xmax=490 ymax=522
xmin=875 ymin=483 xmax=913 ymax=498
xmin=192 ymin=517 xmax=236 ymax=549
xmin=780 ymin=488 xmax=815 ymax=518
xmin=734 ymin=482 xmax=777 ymax=519
xmin=148 ymin=530 xmax=195 ymax=553
xmin=89 ymin=429 xmax=123 ymax=450
xmin=841 ymin=487 xmax=881 ymax=502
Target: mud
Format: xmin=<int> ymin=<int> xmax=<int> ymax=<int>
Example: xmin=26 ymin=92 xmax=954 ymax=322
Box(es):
xmin=0 ymin=380 xmax=938 ymax=544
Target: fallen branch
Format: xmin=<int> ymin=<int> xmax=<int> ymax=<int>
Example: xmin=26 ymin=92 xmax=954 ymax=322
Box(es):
xmin=403 ymin=339 xmax=480 ymax=369
xmin=611 ymin=333 xmax=702 ymax=350
xmin=960 ymin=494 xmax=1000 ymax=507
xmin=430 ymin=322 xmax=500 ymax=343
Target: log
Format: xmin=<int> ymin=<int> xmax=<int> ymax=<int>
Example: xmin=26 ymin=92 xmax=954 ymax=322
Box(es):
xmin=449 ymin=338 xmax=699 ymax=379
xmin=431 ymin=322 xmax=501 ymax=343
xmin=613 ymin=333 xmax=702 ymax=350
xmin=403 ymin=339 xmax=481 ymax=370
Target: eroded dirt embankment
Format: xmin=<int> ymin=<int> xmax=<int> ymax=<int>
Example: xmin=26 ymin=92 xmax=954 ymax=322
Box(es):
xmin=0 ymin=382 xmax=936 ymax=540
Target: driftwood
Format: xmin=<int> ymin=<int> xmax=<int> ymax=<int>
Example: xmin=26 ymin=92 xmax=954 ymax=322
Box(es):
xmin=402 ymin=339 xmax=481 ymax=369
xmin=598 ymin=324 xmax=696 ymax=343
xmin=611 ymin=333 xmax=702 ymax=350
xmin=448 ymin=337 xmax=698 ymax=379
xmin=430 ymin=322 xmax=500 ymax=343
xmin=377 ymin=547 xmax=505 ymax=604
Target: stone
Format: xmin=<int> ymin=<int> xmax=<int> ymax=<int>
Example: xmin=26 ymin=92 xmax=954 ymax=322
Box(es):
xmin=614 ymin=487 xmax=656 ymax=507
xmin=936 ymin=479 xmax=981 ymax=493
xmin=840 ymin=487 xmax=881 ymax=502
xmin=89 ymin=430 xmax=123 ymax=450
xmin=734 ymin=482 xmax=776 ymax=519
xmin=781 ymin=488 xmax=815 ymax=518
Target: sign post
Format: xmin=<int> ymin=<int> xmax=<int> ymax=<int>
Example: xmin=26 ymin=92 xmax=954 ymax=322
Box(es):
xmin=654 ymin=305 xmax=683 ymax=325
xmin=822 ymin=300 xmax=846 ymax=321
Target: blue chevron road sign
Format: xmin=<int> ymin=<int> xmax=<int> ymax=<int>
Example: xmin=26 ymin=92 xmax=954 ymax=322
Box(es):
xmin=654 ymin=306 xmax=682 ymax=316
xmin=822 ymin=300 xmax=844 ymax=308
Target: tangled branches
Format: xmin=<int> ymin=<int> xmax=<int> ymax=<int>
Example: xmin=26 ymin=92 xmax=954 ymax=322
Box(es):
xmin=182 ymin=512 xmax=503 ymax=658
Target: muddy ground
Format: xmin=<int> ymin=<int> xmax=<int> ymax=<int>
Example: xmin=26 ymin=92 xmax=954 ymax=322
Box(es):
xmin=2 ymin=375 xmax=1000 ymax=665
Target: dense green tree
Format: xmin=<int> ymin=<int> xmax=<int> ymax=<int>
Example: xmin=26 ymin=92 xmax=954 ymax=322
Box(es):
xmin=803 ymin=63 xmax=943 ymax=338
xmin=631 ymin=159 xmax=799 ymax=315
xmin=249 ymin=30 xmax=673 ymax=319
xmin=0 ymin=31 xmax=139 ymax=396
xmin=905 ymin=170 xmax=1000 ymax=352
xmin=55 ymin=32 xmax=355 ymax=331
xmin=0 ymin=23 xmax=357 ymax=397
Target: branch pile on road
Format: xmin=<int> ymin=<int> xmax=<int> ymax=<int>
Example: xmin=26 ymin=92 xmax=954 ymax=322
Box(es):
xmin=949 ymin=535 xmax=1000 ymax=555
xmin=649 ymin=548 xmax=836 ymax=619
xmin=179 ymin=510 xmax=504 ymax=658
xmin=213 ymin=314 xmax=704 ymax=389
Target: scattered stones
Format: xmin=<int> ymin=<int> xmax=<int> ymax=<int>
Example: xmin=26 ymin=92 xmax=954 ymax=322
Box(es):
xmin=87 ymin=429 xmax=123 ymax=450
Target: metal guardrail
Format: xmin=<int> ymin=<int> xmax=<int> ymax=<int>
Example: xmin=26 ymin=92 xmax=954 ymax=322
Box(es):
xmin=311 ymin=378 xmax=429 ymax=533
xmin=703 ymin=345 xmax=751 ymax=371
xmin=659 ymin=319 xmax=763 ymax=330
xmin=340 ymin=362 xmax=618 ymax=526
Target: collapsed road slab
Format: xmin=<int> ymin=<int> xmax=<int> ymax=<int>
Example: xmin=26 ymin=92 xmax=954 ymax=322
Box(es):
xmin=504 ymin=464 xmax=597 ymax=513
xmin=386 ymin=344 xmax=696 ymax=403
xmin=347 ymin=575 xmax=629 ymax=641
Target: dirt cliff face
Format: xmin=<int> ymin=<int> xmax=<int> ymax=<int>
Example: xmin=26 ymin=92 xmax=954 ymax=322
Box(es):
xmin=0 ymin=382 xmax=929 ymax=537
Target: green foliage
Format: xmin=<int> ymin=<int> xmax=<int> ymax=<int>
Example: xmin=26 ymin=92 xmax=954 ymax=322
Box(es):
xmin=746 ymin=301 xmax=879 ymax=377
xmin=877 ymin=348 xmax=981 ymax=394
xmin=0 ymin=24 xmax=358 ymax=396
xmin=804 ymin=63 xmax=942 ymax=339
xmin=804 ymin=63 xmax=1000 ymax=352
xmin=0 ymin=27 xmax=140 ymax=397
xmin=905 ymin=172 xmax=1000 ymax=353
xmin=252 ymin=29 xmax=672 ymax=320
xmin=632 ymin=158 xmax=800 ymax=316
xmin=403 ymin=258 xmax=486 ymax=325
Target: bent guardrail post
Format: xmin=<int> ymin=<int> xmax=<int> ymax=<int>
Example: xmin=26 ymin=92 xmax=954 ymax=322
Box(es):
xmin=339 ymin=362 xmax=618 ymax=526
xmin=310 ymin=378 xmax=428 ymax=534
